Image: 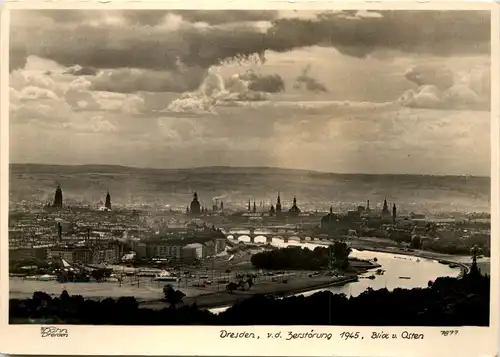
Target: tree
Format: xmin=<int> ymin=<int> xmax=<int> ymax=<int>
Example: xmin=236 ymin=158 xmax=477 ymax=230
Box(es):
xmin=246 ymin=277 xmax=254 ymax=290
xmin=163 ymin=284 xmax=186 ymax=308
xmin=330 ymin=241 xmax=352 ymax=270
xmin=226 ymin=282 xmax=238 ymax=294
xmin=410 ymin=235 xmax=422 ymax=249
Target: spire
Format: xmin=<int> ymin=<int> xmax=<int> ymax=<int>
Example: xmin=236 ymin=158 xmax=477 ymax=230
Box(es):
xmin=105 ymin=191 xmax=112 ymax=210
xmin=193 ymin=191 xmax=198 ymax=200
xmin=382 ymin=198 xmax=389 ymax=213
xmin=248 ymin=199 xmax=251 ymax=211
xmin=253 ymin=201 xmax=256 ymax=213
xmin=293 ymin=196 xmax=297 ymax=205
xmin=330 ymin=206 xmax=333 ymax=214
xmin=53 ymin=184 xmax=63 ymax=208
xmin=276 ymin=191 xmax=282 ymax=213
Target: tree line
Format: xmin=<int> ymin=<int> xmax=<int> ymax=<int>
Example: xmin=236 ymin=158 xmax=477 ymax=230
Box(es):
xmin=250 ymin=242 xmax=352 ymax=270
xmin=9 ymin=272 xmax=489 ymax=326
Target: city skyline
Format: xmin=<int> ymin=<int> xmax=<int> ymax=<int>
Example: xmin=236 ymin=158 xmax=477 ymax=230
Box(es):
xmin=9 ymin=10 xmax=491 ymax=176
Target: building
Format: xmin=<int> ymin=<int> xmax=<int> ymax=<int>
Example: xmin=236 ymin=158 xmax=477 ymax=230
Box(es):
xmin=189 ymin=192 xmax=201 ymax=216
xmin=105 ymin=192 xmax=112 ymax=210
xmin=48 ymin=247 xmax=75 ymax=264
xmin=288 ymin=197 xmax=301 ymax=216
xmin=9 ymin=247 xmax=49 ymax=262
xmin=135 ymin=243 xmax=147 ymax=259
xmin=53 ymin=184 xmax=63 ymax=208
xmin=92 ymin=245 xmax=119 ymax=264
xmin=182 ymin=243 xmax=205 ymax=259
xmin=215 ymin=238 xmax=226 ymax=253
xmin=146 ymin=241 xmax=183 ymax=259
xmin=48 ymin=244 xmax=119 ymax=265
xmin=269 ymin=204 xmax=275 ymax=216
xmin=275 ymin=193 xmax=282 ymax=214
xmin=381 ymin=199 xmax=390 ymax=217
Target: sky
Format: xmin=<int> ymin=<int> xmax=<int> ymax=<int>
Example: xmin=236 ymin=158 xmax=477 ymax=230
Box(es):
xmin=9 ymin=10 xmax=492 ymax=176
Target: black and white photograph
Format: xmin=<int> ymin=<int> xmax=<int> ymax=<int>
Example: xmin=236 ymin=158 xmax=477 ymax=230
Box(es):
xmin=1 ymin=3 xmax=498 ymax=355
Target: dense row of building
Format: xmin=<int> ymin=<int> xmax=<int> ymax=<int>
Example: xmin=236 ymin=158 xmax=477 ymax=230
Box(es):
xmin=10 ymin=185 xmax=490 ymax=269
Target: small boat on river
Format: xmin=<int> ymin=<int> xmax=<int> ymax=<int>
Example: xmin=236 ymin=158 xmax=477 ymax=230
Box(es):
xmin=399 ymin=276 xmax=411 ymax=279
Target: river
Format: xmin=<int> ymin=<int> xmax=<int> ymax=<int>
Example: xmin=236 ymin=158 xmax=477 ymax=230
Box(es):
xmin=209 ymin=235 xmax=464 ymax=314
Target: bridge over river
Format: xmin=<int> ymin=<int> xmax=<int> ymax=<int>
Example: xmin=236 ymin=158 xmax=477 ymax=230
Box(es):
xmin=221 ymin=227 xmax=340 ymax=243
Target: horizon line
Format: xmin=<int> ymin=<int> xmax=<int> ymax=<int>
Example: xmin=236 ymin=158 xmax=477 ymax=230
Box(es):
xmin=9 ymin=162 xmax=491 ymax=178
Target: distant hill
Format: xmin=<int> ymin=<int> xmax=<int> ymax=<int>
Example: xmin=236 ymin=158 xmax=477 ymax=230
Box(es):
xmin=9 ymin=163 xmax=490 ymax=214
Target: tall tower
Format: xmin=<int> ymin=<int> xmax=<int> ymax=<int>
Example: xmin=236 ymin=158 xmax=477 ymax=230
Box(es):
xmin=276 ymin=192 xmax=282 ymax=214
xmin=190 ymin=192 xmax=201 ymax=216
xmin=289 ymin=196 xmax=301 ymax=216
xmin=392 ymin=203 xmax=397 ymax=222
xmin=248 ymin=200 xmax=251 ymax=212
xmin=105 ymin=191 xmax=112 ymax=210
xmin=381 ymin=198 xmax=390 ymax=216
xmin=56 ymin=222 xmax=62 ymax=243
xmin=252 ymin=201 xmax=256 ymax=213
xmin=52 ymin=184 xmax=63 ymax=208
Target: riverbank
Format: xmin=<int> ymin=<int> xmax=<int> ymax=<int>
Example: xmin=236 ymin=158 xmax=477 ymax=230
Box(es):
xmin=140 ymin=274 xmax=359 ymax=310
xmin=349 ymin=237 xmax=488 ymax=274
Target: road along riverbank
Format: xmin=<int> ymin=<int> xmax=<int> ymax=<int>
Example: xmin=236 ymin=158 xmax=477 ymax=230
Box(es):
xmin=140 ymin=274 xmax=359 ymax=310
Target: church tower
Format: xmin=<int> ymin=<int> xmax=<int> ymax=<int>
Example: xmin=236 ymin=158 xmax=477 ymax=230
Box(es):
xmin=269 ymin=204 xmax=275 ymax=216
xmin=252 ymin=201 xmax=256 ymax=213
xmin=190 ymin=192 xmax=201 ymax=216
xmin=105 ymin=191 xmax=112 ymax=210
xmin=276 ymin=192 xmax=282 ymax=214
xmin=52 ymin=184 xmax=63 ymax=208
xmin=381 ymin=198 xmax=390 ymax=216
xmin=288 ymin=196 xmax=301 ymax=216
xmin=392 ymin=203 xmax=397 ymax=222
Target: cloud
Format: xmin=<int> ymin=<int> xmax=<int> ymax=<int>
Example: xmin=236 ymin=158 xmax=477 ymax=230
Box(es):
xmin=229 ymin=71 xmax=285 ymax=93
xmin=64 ymin=65 xmax=99 ymax=76
xmin=166 ymin=69 xmax=274 ymax=114
xmin=64 ymin=77 xmax=100 ymax=110
xmin=404 ymin=65 xmax=455 ymax=90
xmin=18 ymin=86 xmax=59 ymax=101
xmin=267 ymin=11 xmax=490 ymax=58
xmin=88 ymin=67 xmax=207 ymax=93
xmin=35 ymin=10 xmax=279 ymax=26
xmin=11 ymin=10 xmax=490 ymax=75
xmin=294 ymin=65 xmax=328 ymax=92
xmin=169 ymin=10 xmax=279 ymax=25
xmin=62 ymin=115 xmax=117 ymax=133
xmin=398 ymin=64 xmax=490 ymax=110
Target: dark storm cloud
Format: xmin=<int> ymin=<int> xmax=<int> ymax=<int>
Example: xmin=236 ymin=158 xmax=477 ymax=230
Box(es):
xmin=89 ymin=67 xmax=208 ymax=93
xmin=10 ymin=10 xmax=490 ymax=75
xmin=266 ymin=11 xmax=490 ymax=58
xmin=169 ymin=10 xmax=279 ymax=24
